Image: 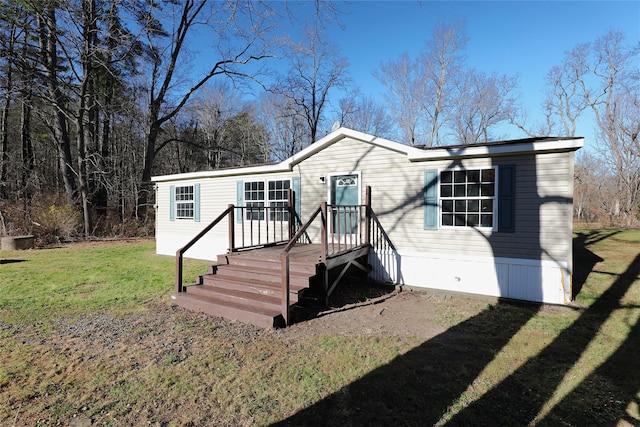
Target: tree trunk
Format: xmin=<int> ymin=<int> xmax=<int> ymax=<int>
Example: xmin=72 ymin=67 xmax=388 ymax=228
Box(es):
xmin=38 ymin=7 xmax=77 ymax=201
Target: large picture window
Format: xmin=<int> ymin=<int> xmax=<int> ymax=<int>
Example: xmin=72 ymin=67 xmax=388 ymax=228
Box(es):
xmin=244 ymin=180 xmax=290 ymax=221
xmin=440 ymin=168 xmax=496 ymax=228
xmin=175 ymin=185 xmax=195 ymax=219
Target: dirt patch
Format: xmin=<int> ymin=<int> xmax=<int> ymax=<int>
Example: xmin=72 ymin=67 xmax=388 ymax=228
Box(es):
xmin=285 ymin=285 xmax=481 ymax=339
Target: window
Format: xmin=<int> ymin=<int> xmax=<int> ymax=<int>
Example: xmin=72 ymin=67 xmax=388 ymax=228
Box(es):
xmin=268 ymin=180 xmax=290 ymax=221
xmin=175 ymin=185 xmax=194 ymax=219
xmin=244 ymin=179 xmax=291 ymax=221
xmin=440 ymin=168 xmax=496 ymax=228
xmin=244 ymin=181 xmax=265 ymax=220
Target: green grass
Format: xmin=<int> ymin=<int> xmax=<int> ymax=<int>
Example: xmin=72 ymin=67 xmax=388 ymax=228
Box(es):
xmin=0 ymin=240 xmax=208 ymax=323
xmin=0 ymin=231 xmax=639 ymax=426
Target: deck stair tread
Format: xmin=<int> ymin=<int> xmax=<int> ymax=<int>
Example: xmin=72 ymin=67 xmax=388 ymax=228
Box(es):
xmin=186 ymin=284 xmax=283 ymax=309
xmin=171 ymin=293 xmax=284 ymax=329
xmin=210 ymin=265 xmax=313 ymax=287
xmin=198 ymin=274 xmax=307 ymax=295
xmin=217 ymin=254 xmax=317 ymax=274
xmin=172 ymin=243 xmax=370 ymax=328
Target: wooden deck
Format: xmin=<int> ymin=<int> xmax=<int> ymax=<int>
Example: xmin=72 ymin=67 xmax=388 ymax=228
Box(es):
xmin=171 ymin=191 xmax=376 ymax=328
xmin=231 ymin=243 xmax=322 ymax=261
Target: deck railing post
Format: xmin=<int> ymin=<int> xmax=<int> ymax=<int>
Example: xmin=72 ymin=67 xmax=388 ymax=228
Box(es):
xmin=228 ymin=204 xmax=235 ymax=252
xmin=287 ymin=188 xmax=294 ymax=241
xmin=281 ymin=253 xmax=290 ymax=326
xmin=320 ymin=201 xmax=328 ymax=263
xmin=365 ymin=186 xmax=371 ymax=246
xmin=175 ymin=252 xmax=184 ymax=293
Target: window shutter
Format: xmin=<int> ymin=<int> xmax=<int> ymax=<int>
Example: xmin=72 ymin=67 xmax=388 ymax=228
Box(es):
xmin=498 ymin=165 xmax=515 ymax=232
xmin=423 ymin=170 xmax=438 ymax=230
xmin=193 ymin=183 xmax=200 ymax=222
xmin=236 ymin=180 xmax=244 ymax=224
xmin=292 ymin=176 xmax=301 ymax=220
xmin=169 ymin=185 xmax=175 ymax=222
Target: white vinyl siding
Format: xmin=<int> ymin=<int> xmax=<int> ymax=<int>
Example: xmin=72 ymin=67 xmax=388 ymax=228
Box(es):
xmin=153 ymin=135 xmax=576 ymax=304
xmin=293 ymin=138 xmax=573 ymax=265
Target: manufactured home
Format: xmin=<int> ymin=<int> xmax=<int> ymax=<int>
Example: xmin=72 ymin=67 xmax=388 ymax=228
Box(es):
xmin=152 ymin=128 xmax=583 ymax=327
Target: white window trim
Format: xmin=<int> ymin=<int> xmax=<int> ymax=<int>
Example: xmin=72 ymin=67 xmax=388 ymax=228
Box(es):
xmin=438 ymin=166 xmax=499 ymax=230
xmin=244 ymin=178 xmax=292 ymax=221
xmin=175 ymin=185 xmax=195 ymax=220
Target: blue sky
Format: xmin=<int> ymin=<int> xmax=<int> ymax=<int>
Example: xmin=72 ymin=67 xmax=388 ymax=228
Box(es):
xmin=315 ymin=0 xmax=639 ymax=145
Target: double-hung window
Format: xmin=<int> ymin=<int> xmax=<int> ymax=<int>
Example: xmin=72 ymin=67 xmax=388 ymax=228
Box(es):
xmin=440 ymin=168 xmax=496 ymax=228
xmin=175 ymin=185 xmax=195 ymax=219
xmin=243 ymin=179 xmax=291 ymax=221
xmin=244 ymin=181 xmax=265 ymax=220
xmin=268 ymin=180 xmax=290 ymax=221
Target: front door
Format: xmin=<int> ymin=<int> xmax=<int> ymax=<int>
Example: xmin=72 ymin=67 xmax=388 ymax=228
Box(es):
xmin=330 ymin=174 xmax=359 ymax=234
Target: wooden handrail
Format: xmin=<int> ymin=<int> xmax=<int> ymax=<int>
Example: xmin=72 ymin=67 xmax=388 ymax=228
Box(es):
xmin=175 ymin=205 xmax=234 ymax=293
xmin=280 ymin=202 xmax=327 ymax=325
xmin=175 ymin=190 xmax=295 ymax=295
xmin=279 ymin=186 xmax=374 ymax=325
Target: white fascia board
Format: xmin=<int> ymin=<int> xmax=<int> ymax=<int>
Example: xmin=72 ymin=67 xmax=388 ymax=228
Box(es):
xmin=151 ymin=161 xmax=292 ymax=183
xmin=408 ymin=138 xmax=584 ymax=161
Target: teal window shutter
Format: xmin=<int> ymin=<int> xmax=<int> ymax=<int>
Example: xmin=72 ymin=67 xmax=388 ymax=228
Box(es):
xmin=292 ymin=176 xmax=301 ymax=220
xmin=498 ymin=165 xmax=515 ymax=232
xmin=236 ymin=180 xmax=244 ymax=223
xmin=424 ymin=170 xmax=438 ymax=230
xmin=193 ymin=183 xmax=200 ymax=222
xmin=169 ymin=185 xmax=175 ymax=221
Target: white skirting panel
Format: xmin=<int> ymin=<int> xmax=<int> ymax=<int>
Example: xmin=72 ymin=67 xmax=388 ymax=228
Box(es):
xmin=368 ymin=249 xmax=571 ymax=305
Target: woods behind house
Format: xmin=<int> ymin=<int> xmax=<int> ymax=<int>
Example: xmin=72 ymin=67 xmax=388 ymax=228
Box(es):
xmin=0 ymin=1 xmax=637 ymax=241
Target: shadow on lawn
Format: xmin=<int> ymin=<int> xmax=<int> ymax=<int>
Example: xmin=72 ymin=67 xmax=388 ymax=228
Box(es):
xmin=0 ymin=259 xmax=26 ymax=264
xmin=273 ymin=231 xmax=637 ymax=426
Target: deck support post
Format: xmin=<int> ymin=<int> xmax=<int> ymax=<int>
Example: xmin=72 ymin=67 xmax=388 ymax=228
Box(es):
xmin=281 ymin=253 xmax=291 ymax=326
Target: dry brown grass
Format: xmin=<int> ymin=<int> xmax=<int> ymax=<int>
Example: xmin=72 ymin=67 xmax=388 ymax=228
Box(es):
xmin=1 ymin=231 xmax=639 ymax=426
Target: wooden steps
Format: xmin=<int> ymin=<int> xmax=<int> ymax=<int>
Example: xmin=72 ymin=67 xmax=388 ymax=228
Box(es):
xmin=170 ymin=249 xmax=319 ymax=328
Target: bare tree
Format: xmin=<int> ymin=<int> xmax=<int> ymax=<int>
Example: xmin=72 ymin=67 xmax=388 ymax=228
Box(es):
xmin=36 ymin=4 xmax=77 ymax=201
xmin=420 ymin=20 xmax=467 ymax=146
xmin=451 ymin=69 xmax=518 ymax=144
xmin=258 ymin=91 xmax=307 ymax=161
xmin=544 ymin=30 xmax=639 ymax=225
xmin=375 ymin=52 xmax=425 ymax=145
xmin=272 ymin=16 xmax=349 ymax=147
xmin=136 ymin=0 xmax=282 ymax=218
xmin=583 ymin=31 xmax=639 ymax=225
xmin=192 ymin=82 xmax=241 ymax=169
xmin=337 ymin=89 xmax=394 ymax=138
xmin=376 ymin=21 xmax=517 ymax=146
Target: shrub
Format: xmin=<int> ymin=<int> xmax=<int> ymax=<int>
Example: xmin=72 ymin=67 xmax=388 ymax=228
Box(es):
xmin=31 ymin=196 xmax=82 ymax=244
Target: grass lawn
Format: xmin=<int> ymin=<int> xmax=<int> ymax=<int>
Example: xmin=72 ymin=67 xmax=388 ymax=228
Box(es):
xmin=0 ymin=231 xmax=639 ymax=426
